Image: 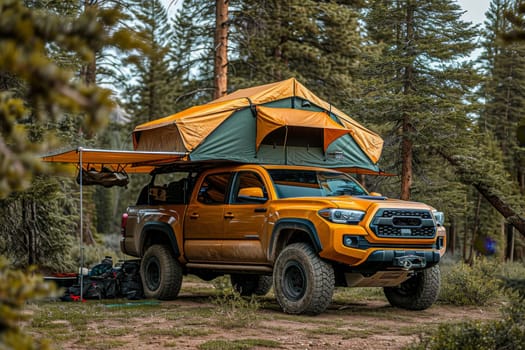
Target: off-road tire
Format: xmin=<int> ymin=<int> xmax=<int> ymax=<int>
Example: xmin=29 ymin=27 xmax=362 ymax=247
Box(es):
xmin=141 ymin=244 xmax=183 ymax=300
xmin=230 ymin=274 xmax=273 ymax=296
xmin=273 ymin=243 xmax=335 ymax=315
xmin=383 ymin=265 xmax=441 ymax=310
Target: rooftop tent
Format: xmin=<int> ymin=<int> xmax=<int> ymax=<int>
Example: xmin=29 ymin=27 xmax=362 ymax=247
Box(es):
xmin=132 ymin=78 xmax=384 ymax=173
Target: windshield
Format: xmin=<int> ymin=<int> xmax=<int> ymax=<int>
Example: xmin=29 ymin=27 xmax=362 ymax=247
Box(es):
xmin=267 ymin=169 xmax=368 ymax=199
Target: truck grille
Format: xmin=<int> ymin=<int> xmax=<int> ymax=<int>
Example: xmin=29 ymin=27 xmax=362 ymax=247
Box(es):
xmin=370 ymin=209 xmax=436 ymax=238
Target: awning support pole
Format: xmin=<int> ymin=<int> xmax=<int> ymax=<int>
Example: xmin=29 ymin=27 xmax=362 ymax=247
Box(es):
xmin=79 ymin=147 xmax=84 ymax=301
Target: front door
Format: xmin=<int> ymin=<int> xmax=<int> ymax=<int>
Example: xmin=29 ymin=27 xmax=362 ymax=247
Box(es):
xmin=222 ymin=171 xmax=269 ymax=264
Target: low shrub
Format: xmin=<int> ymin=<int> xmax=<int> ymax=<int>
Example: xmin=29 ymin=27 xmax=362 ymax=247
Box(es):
xmin=0 ymin=256 xmax=56 ymax=349
xmin=211 ymin=276 xmax=260 ymax=329
xmin=439 ymin=259 xmax=500 ymax=306
xmin=409 ymin=272 xmax=525 ymax=350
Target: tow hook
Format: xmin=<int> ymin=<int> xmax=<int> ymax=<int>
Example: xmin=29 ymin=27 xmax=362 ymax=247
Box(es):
xmin=394 ymin=255 xmax=427 ymax=270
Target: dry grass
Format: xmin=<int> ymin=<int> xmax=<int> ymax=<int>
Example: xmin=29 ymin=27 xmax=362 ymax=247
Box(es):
xmin=23 ymin=277 xmax=501 ymax=350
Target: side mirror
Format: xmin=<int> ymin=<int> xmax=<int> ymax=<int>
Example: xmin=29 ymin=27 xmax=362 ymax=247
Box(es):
xmin=238 ymin=187 xmax=267 ymax=203
xmin=369 ymin=192 xmax=383 ymax=197
xmin=239 ymin=187 xmax=264 ymax=198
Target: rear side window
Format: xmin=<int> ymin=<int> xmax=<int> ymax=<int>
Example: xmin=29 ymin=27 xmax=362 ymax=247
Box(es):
xmin=197 ymin=173 xmax=231 ymax=204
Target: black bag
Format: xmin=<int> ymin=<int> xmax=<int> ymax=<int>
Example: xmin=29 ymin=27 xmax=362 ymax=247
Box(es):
xmin=118 ymin=260 xmax=144 ymax=300
xmin=61 ymin=277 xmax=103 ymax=301
xmin=76 ymin=168 xmax=129 ymax=188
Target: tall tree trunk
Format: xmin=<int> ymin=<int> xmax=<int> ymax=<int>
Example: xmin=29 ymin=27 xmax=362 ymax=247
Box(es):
xmin=213 ymin=0 xmax=228 ymax=99
xmin=467 ymin=193 xmax=482 ymax=264
xmin=81 ymin=0 xmax=97 ymax=85
xmin=400 ymin=3 xmax=415 ymax=200
xmin=448 ymin=216 xmax=456 ymax=256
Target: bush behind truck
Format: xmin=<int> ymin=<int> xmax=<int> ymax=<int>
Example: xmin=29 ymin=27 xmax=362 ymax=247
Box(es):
xmin=120 ymin=162 xmax=446 ymax=315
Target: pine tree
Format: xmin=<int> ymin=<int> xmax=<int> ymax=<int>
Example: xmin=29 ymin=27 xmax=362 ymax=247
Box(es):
xmin=361 ymin=0 xmax=480 ymax=201
xmin=481 ymin=0 xmax=525 ymax=194
xmin=478 ymin=0 xmax=525 ymax=258
xmin=170 ymin=0 xmax=217 ymax=104
xmin=124 ymin=0 xmax=180 ymax=125
xmin=229 ymin=0 xmax=364 ymax=107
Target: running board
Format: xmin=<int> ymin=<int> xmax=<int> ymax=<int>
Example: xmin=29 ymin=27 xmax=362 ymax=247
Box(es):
xmin=185 ymin=263 xmax=273 ymax=274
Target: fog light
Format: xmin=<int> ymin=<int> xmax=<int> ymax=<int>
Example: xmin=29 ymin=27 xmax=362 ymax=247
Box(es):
xmin=343 ymin=235 xmax=359 ymax=247
xmin=437 ymin=236 xmax=444 ymax=250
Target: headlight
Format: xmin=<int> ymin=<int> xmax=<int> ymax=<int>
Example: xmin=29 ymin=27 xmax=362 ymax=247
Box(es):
xmin=318 ymin=208 xmax=365 ymax=224
xmin=433 ymin=210 xmax=445 ymax=226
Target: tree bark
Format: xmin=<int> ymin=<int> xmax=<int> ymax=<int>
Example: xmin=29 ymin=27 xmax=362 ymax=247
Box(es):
xmin=213 ymin=0 xmax=228 ymax=99
xmin=440 ymin=151 xmax=525 ymax=238
xmin=81 ymin=0 xmax=97 ymax=85
xmin=400 ymin=3 xmax=415 ymax=200
xmin=473 ymin=182 xmax=525 ymax=237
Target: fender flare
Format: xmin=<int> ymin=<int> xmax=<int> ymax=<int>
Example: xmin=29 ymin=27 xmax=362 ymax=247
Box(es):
xmin=140 ymin=222 xmax=180 ymax=258
xmin=268 ymin=218 xmax=322 ymax=261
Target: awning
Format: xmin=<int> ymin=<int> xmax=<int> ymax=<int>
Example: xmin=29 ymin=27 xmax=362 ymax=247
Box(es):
xmin=256 ymin=106 xmax=350 ymax=152
xmin=42 ymin=148 xmax=188 ymax=173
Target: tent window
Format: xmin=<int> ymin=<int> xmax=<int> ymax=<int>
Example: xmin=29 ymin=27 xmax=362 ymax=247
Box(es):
xmin=261 ymin=126 xmax=323 ymax=148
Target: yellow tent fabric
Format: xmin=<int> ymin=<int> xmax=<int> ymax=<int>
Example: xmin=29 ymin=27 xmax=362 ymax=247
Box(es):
xmin=132 ymin=78 xmax=383 ymax=164
xmin=255 ymin=106 xmax=350 ymax=151
xmin=133 ymin=98 xmax=250 ymax=152
xmin=42 ymin=148 xmax=187 ymax=173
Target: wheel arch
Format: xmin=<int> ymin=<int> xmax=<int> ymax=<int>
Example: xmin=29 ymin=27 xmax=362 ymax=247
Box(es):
xmin=140 ymin=222 xmax=180 ymax=258
xmin=269 ymin=219 xmax=322 ymax=262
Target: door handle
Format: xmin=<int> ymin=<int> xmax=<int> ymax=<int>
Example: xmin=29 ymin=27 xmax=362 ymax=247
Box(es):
xmin=189 ymin=213 xmax=199 ymax=219
xmin=254 ymin=208 xmax=267 ymax=213
xmin=224 ymin=212 xmax=235 ymax=219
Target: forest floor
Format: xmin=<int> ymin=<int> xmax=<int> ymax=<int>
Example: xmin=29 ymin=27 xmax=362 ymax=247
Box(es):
xmin=24 ymin=277 xmax=502 ymax=350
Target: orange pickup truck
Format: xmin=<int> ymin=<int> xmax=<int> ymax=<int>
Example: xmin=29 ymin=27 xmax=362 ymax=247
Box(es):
xmin=120 ymin=163 xmax=446 ymax=315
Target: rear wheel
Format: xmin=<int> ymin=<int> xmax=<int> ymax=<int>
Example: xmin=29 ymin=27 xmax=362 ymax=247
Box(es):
xmin=273 ymin=243 xmax=335 ymax=315
xmin=141 ymin=244 xmax=183 ymax=300
xmin=383 ymin=265 xmax=440 ymax=310
xmin=231 ymin=274 xmax=273 ymax=296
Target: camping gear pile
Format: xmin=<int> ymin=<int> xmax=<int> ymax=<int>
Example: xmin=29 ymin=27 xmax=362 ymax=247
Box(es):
xmin=60 ymin=258 xmax=144 ymax=301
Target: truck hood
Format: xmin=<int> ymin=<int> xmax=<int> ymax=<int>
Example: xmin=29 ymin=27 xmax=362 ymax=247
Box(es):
xmin=274 ymin=196 xmax=434 ymax=212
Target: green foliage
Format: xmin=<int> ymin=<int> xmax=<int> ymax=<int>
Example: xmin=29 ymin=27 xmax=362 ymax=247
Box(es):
xmin=229 ymin=0 xmax=365 ymax=106
xmin=122 ymin=0 xmax=181 ymax=124
xmin=408 ymin=276 xmax=525 ymax=350
xmin=439 ymin=260 xmax=501 ymax=306
xmin=0 ymin=177 xmax=77 ymax=271
xmin=360 ymin=0 xmax=480 ymax=197
xmin=211 ymin=276 xmax=260 ymax=329
xmin=0 ymin=0 xmax=136 ymax=198
xmin=0 ymin=256 xmax=56 ymax=350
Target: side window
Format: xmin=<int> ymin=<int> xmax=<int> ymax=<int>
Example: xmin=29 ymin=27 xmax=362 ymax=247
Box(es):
xmin=197 ymin=173 xmax=231 ymax=204
xmin=233 ymin=171 xmax=267 ymax=204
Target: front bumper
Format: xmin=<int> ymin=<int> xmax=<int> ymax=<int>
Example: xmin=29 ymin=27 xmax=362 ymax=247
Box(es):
xmin=362 ymin=249 xmax=440 ymax=270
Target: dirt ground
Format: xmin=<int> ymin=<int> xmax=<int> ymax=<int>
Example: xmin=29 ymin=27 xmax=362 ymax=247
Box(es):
xmin=31 ymin=279 xmax=502 ymax=350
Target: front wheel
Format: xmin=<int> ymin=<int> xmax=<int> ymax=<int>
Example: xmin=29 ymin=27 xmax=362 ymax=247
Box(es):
xmin=383 ymin=265 xmax=441 ymax=310
xmin=141 ymin=244 xmax=183 ymax=300
xmin=273 ymin=243 xmax=335 ymax=315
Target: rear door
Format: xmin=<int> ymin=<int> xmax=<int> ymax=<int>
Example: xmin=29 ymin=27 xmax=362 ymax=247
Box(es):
xmin=184 ymin=171 xmax=232 ymax=262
